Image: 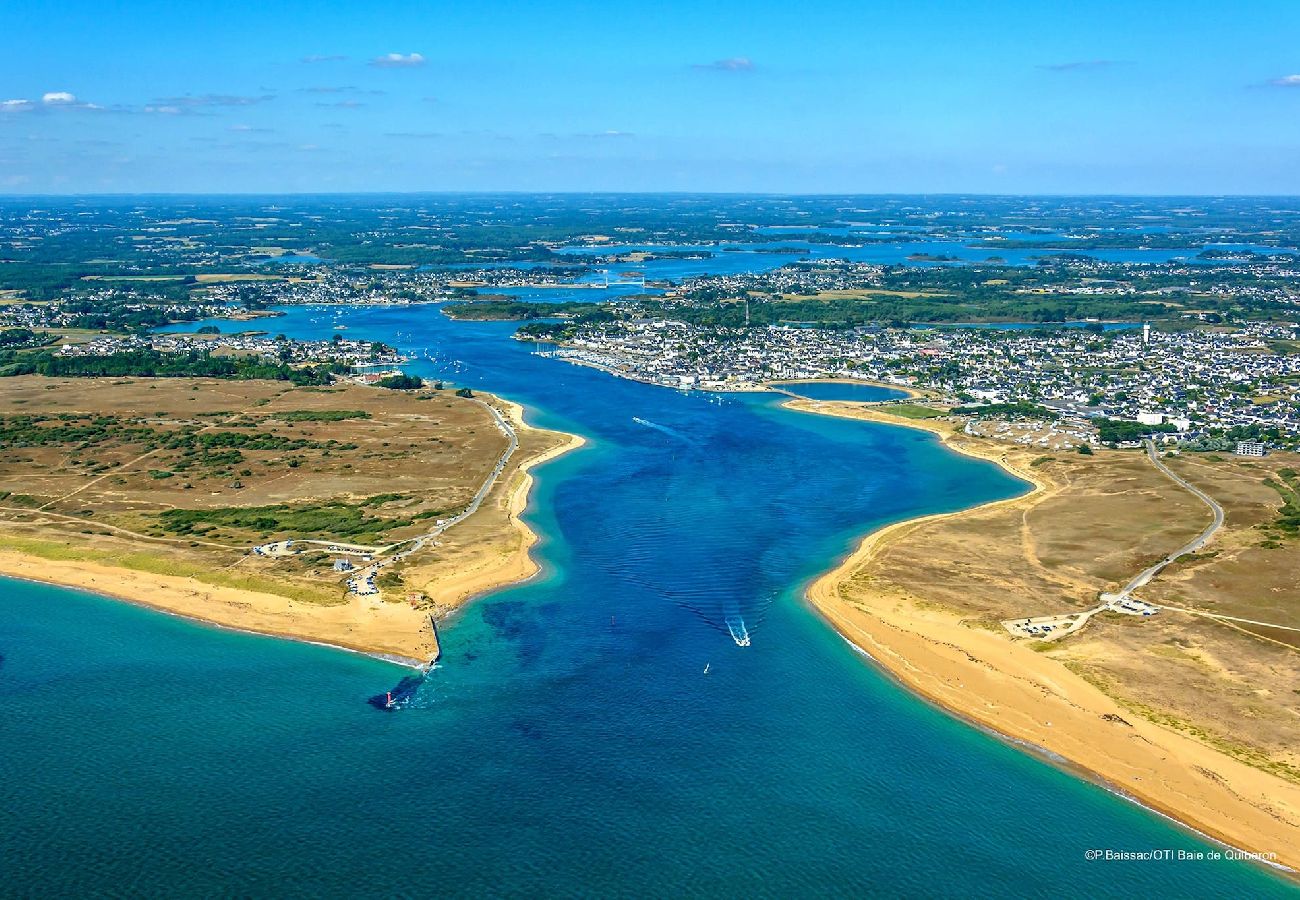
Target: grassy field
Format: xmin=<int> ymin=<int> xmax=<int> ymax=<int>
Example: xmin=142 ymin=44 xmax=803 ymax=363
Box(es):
xmin=878 ymin=402 xmax=946 ymax=419
xmin=853 ymin=443 xmax=1300 ymax=777
xmin=0 ymin=375 xmax=509 ymax=602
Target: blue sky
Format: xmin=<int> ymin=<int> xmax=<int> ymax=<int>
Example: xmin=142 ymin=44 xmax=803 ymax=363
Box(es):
xmin=2 ymin=0 xmax=1299 ymax=194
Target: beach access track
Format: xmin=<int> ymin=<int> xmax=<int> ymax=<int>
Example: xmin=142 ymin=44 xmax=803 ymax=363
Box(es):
xmin=253 ymin=396 xmax=521 ymax=601
xmin=1004 ymin=439 xmax=1238 ymax=641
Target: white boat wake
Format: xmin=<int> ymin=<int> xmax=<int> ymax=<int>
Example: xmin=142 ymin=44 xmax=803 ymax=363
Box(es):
xmin=726 ymin=615 xmax=751 ymax=647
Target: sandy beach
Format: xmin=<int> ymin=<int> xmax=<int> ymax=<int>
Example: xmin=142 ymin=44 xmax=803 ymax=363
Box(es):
xmin=397 ymin=398 xmax=586 ymax=615
xmin=0 ymin=393 xmax=583 ymax=667
xmin=791 ymin=398 xmax=1300 ymax=873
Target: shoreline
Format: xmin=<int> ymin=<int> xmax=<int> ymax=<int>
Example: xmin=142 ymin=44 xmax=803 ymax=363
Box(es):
xmin=789 ymin=398 xmax=1300 ymax=876
xmin=0 ymin=567 xmax=429 ymax=670
xmin=827 ymin=623 xmax=1295 ymax=877
xmin=0 ymin=390 xmax=584 ymax=665
xmin=413 ymin=396 xmax=586 ymax=611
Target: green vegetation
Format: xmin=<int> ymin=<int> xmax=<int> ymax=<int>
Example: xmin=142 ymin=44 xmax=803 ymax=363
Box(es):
xmin=0 ymin=328 xmax=55 ymax=349
xmin=156 ymin=499 xmax=426 ymax=543
xmin=1095 ymin=418 xmax=1176 ymax=444
xmin=1 ymin=349 xmax=343 ymax=385
xmin=0 ymin=413 xmax=167 ymax=449
xmin=1261 ymin=468 xmax=1300 ymax=540
xmin=375 ymin=373 xmax=423 ymax=390
xmin=951 ymin=401 xmax=1058 ymax=420
xmin=881 ymin=403 xmax=945 ymax=419
xmin=443 ymin=299 xmax=599 ymax=321
xmin=0 ymin=413 xmax=353 ymax=472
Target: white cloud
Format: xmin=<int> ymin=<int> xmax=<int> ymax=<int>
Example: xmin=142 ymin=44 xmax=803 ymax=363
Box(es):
xmin=1 ymin=93 xmax=102 ymax=114
xmin=371 ymin=52 xmax=426 ymax=68
xmin=1270 ymin=74 xmax=1300 ymax=87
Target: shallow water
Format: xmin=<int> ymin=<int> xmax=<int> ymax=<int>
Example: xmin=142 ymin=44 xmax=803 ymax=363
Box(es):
xmin=2 ymin=305 xmax=1294 ymax=896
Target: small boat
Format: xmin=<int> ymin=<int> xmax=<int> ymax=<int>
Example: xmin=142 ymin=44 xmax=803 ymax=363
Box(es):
xmin=726 ymin=615 xmax=751 ymax=647
xmin=703 ymin=663 xmax=710 ymax=675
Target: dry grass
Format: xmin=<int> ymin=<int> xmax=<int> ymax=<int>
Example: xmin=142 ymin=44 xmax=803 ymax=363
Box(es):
xmin=856 ymin=443 xmax=1300 ymax=774
xmin=0 ymin=375 xmax=518 ymax=603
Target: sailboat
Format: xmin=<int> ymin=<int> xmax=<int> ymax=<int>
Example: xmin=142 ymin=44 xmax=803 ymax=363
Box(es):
xmin=703 ymin=663 xmax=711 ymax=675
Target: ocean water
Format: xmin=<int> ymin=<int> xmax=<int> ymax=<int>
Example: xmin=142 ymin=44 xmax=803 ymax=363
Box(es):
xmin=3 ymin=306 xmax=1295 ymax=897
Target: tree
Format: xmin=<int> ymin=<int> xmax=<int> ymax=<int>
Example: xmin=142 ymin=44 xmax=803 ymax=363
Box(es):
xmin=376 ymin=374 xmax=423 ymax=390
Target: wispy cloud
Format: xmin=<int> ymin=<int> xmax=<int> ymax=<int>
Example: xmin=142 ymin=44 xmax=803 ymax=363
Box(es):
xmin=693 ymin=57 xmax=755 ymax=73
xmin=229 ymin=123 xmax=273 ymax=134
xmin=1268 ymin=74 xmax=1300 ymax=87
xmin=315 ymin=99 xmax=367 ymax=109
xmin=301 ymin=54 xmax=347 ymax=64
xmin=542 ymin=130 xmax=635 ymax=140
xmin=297 ymin=86 xmax=386 ymax=96
xmin=370 ymin=52 xmax=426 ymax=69
xmin=385 ymin=131 xmax=444 ymax=139
xmin=1039 ymin=59 xmax=1120 ymax=72
xmin=146 ymin=94 xmax=274 ymax=115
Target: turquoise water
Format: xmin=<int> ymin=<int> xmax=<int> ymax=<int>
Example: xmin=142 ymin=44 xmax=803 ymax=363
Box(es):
xmin=3 ymin=305 xmax=1296 ymax=896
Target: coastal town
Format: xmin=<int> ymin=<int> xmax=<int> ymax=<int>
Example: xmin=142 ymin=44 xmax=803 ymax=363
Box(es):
xmin=524 ymin=317 xmax=1300 ymax=447
xmin=51 ymin=331 xmax=407 ymax=375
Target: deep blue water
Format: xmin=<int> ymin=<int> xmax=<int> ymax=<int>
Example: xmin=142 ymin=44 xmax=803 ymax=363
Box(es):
xmin=3 ymin=305 xmax=1296 ymax=896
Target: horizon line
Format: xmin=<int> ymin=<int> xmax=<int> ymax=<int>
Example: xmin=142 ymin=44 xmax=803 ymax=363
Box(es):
xmin=3 ymin=190 xmax=1300 ymax=200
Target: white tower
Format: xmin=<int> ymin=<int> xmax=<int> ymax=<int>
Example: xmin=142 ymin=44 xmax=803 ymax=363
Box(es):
xmin=1142 ymin=322 xmax=1151 ymax=345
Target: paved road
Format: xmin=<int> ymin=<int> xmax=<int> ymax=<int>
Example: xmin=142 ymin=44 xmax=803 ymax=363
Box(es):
xmin=1118 ymin=441 xmax=1226 ymax=598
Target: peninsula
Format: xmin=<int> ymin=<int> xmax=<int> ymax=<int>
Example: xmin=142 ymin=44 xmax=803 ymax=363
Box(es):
xmin=0 ymin=373 xmax=581 ymax=664
xmin=793 ymin=397 xmax=1300 ymax=870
